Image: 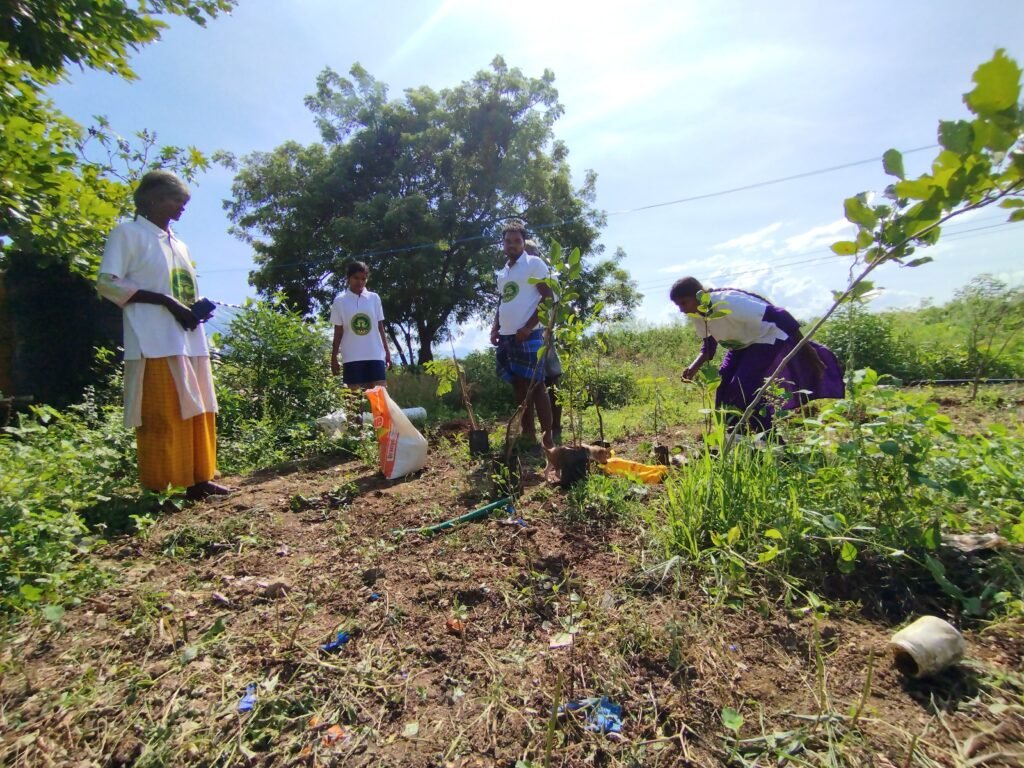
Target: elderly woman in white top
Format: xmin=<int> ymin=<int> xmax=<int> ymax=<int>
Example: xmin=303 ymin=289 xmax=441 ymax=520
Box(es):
xmin=96 ymin=170 xmax=229 ymax=499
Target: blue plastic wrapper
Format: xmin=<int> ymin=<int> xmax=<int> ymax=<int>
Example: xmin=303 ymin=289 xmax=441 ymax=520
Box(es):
xmin=369 ymin=592 xmax=380 ymax=602
xmin=319 ymin=630 xmax=351 ymax=653
xmin=559 ymin=696 xmax=623 ymax=734
xmin=502 ymin=505 xmax=528 ymax=528
xmin=238 ymin=683 xmax=257 ymax=712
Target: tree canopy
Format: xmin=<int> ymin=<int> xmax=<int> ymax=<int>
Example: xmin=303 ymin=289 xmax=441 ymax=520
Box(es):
xmin=0 ymin=0 xmax=233 ymax=277
xmin=226 ymin=57 xmax=640 ymax=363
xmin=0 ymin=0 xmax=233 ymax=404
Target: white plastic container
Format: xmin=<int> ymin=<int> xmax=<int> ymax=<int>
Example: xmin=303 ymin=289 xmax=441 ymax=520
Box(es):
xmin=361 ymin=406 xmax=427 ymax=424
xmin=890 ymin=616 xmax=965 ymax=678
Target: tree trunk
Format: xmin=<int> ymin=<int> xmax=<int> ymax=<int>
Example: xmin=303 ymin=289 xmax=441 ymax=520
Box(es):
xmin=387 ymin=325 xmax=409 ymax=367
xmin=416 ymin=320 xmax=441 ymax=364
xmin=417 ymin=338 xmax=433 ymax=364
xmin=401 ymin=327 xmax=415 ymax=369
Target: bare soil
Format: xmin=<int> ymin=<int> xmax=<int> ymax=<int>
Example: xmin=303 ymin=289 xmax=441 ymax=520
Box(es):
xmin=1 ymin=410 xmax=1023 ymax=767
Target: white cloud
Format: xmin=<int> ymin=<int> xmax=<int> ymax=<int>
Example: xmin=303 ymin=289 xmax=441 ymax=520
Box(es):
xmin=657 ymin=261 xmax=697 ymax=273
xmin=449 ymin=322 xmax=492 ymax=357
xmin=713 ymin=222 xmax=782 ymax=251
xmin=782 ymin=219 xmax=854 ymax=254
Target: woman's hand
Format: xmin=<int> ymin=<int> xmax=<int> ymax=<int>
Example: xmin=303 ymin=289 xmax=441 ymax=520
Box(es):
xmin=166 ymin=298 xmax=199 ymax=331
xmin=681 ymin=364 xmax=700 ymax=382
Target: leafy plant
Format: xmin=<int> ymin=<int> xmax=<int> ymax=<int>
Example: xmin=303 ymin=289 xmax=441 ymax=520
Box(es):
xmin=649 ymin=368 xmax=1024 ymax=620
xmin=0 ymin=389 xmax=159 ymax=620
xmin=530 ymin=241 xmax=604 ymax=447
xmin=212 ymin=296 xmax=346 ymax=472
xmin=424 ymin=343 xmax=480 ymax=429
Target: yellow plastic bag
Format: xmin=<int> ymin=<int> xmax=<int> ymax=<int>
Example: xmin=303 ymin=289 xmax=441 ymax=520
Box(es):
xmin=602 ymin=457 xmax=669 ymax=484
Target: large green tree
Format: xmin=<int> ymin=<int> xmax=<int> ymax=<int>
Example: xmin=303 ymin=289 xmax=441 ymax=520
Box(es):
xmin=0 ymin=1 xmax=233 ymax=403
xmin=0 ymin=0 xmax=233 ymax=276
xmin=226 ymin=58 xmax=639 ymax=364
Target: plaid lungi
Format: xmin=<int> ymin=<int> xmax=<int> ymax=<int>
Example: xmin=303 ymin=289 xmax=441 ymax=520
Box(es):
xmin=496 ymin=330 xmax=546 ymax=383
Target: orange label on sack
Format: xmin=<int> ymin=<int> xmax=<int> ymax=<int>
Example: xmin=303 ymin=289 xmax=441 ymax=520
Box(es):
xmin=366 ymin=386 xmax=396 ymax=476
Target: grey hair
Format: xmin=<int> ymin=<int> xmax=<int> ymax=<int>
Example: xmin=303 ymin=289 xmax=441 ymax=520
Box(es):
xmin=133 ymin=170 xmax=190 ymax=214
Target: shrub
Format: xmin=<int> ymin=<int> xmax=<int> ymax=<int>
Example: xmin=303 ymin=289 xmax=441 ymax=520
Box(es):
xmin=588 ymin=366 xmax=636 ymax=408
xmin=0 ymin=382 xmax=158 ymax=621
xmin=456 ymin=348 xmax=514 ymax=418
xmin=819 ymin=305 xmax=916 ymax=379
xmin=212 ymin=297 xmax=345 ymax=473
xmin=647 ymin=369 xmax=1024 ymax=620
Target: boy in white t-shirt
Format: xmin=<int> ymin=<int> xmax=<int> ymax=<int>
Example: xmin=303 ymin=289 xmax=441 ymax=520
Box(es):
xmin=330 ymin=261 xmax=392 ymax=389
xmin=490 ymin=221 xmax=556 ymax=450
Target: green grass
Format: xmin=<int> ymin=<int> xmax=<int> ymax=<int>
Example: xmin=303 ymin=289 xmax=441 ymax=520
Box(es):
xmin=642 ymin=372 xmax=1024 ymax=621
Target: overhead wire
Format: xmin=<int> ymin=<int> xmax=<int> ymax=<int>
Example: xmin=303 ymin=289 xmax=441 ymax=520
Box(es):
xmin=631 ymin=212 xmax=1016 ymax=291
xmin=605 ymin=145 xmax=938 ymax=215
xmin=634 ymin=218 xmax=1022 ymax=296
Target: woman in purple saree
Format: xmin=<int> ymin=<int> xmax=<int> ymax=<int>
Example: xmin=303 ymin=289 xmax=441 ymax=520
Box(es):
xmin=670 ymin=277 xmax=845 ymax=432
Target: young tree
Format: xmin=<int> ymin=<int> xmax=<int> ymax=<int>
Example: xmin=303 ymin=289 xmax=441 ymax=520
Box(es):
xmin=727 ymin=49 xmax=1024 ymax=446
xmin=952 ymin=274 xmax=1024 ymax=398
xmin=226 ymin=58 xmax=635 ymax=363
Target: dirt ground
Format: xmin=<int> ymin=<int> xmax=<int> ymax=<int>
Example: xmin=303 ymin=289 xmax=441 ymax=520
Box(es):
xmin=1 ymin=402 xmax=1023 ymax=767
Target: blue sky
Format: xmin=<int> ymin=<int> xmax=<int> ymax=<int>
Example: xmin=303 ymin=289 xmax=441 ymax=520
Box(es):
xmin=52 ymin=0 xmax=1024 ymax=350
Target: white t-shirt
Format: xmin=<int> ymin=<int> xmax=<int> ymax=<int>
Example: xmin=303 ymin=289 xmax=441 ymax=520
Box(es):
xmin=496 ymin=253 xmax=549 ymax=335
xmin=98 ymin=218 xmax=209 ymax=360
xmin=330 ymin=289 xmax=386 ymax=362
xmin=687 ymin=290 xmax=788 ymax=350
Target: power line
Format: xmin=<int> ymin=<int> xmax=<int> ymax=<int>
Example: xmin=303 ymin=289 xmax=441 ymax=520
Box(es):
xmin=635 ymin=219 xmax=1023 ymax=296
xmin=607 ymin=145 xmax=938 ymax=215
xmin=632 ymin=212 xmax=1016 ymax=290
xmin=634 ymin=208 xmax=1011 ymax=290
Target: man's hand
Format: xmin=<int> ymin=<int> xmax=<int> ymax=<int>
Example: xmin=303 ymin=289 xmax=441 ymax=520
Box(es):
xmin=331 ymin=357 xmax=341 ymax=376
xmin=490 ymin=328 xmax=500 ymax=346
xmin=385 ymin=352 xmax=393 ymax=370
xmin=167 ymin=298 xmax=199 ymax=331
xmin=514 ymin=327 xmax=531 ymax=344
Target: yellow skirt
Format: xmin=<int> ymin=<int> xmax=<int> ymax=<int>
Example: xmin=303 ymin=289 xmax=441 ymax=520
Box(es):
xmin=137 ymin=358 xmax=217 ymax=491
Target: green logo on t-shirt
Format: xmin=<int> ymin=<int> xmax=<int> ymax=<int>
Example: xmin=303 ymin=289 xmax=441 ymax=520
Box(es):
xmin=170 ymin=267 xmax=196 ymax=305
xmin=501 ymin=282 xmax=520 ymax=303
xmin=351 ymin=313 xmax=373 ymax=336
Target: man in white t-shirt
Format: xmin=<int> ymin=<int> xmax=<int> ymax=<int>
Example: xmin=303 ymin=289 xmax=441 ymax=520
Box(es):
xmin=490 ymin=220 xmax=555 ymax=450
xmin=330 ymin=260 xmax=392 ymax=389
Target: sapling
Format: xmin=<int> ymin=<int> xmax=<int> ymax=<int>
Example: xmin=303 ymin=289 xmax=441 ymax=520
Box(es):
xmin=724 ymin=50 xmax=1024 ymax=452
